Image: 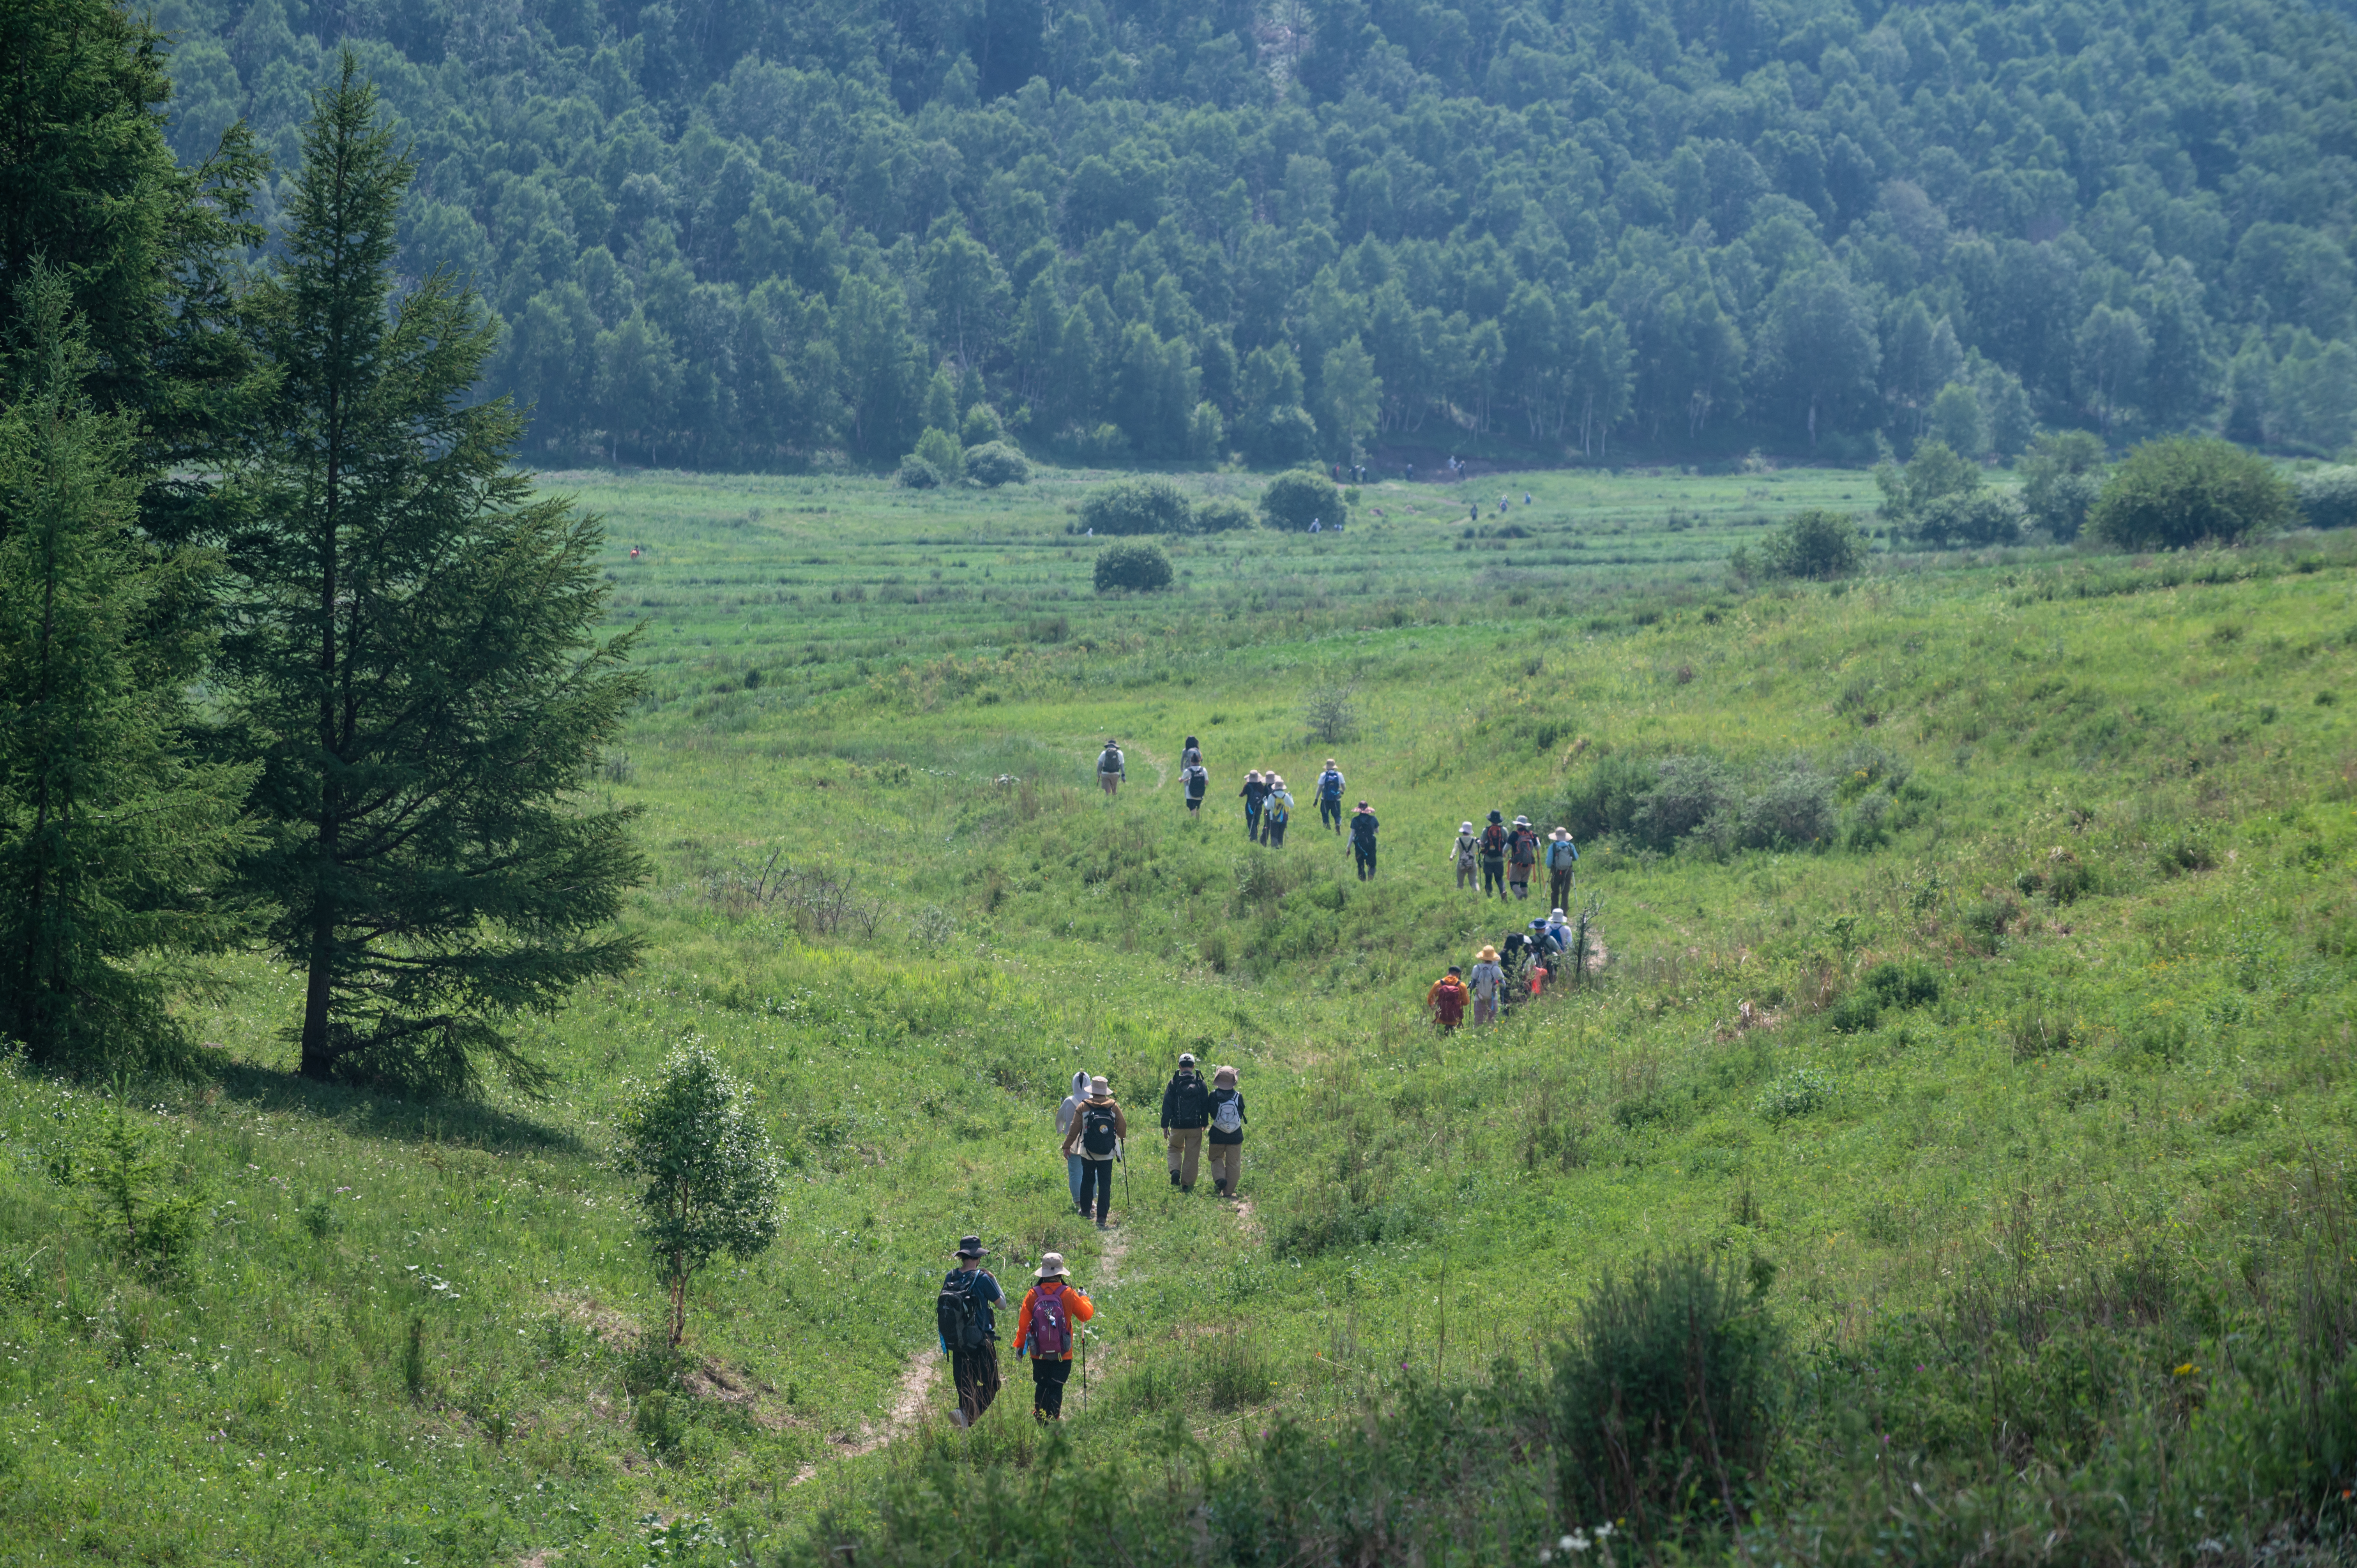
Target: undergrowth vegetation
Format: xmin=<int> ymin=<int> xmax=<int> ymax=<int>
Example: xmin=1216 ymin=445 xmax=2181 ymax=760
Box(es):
xmin=2 ymin=468 xmax=2354 ymax=1565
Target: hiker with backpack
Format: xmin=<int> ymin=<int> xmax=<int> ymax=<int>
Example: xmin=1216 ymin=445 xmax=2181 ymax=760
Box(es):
xmin=1097 ymin=740 xmax=1126 ymax=796
xmin=1262 ymin=777 xmax=1293 ymax=845
xmin=1477 ymin=811 xmax=1509 ymax=898
xmin=1013 ymin=1253 xmax=1094 ymax=1421
xmin=1469 ymin=945 xmax=1506 ymax=1026
xmin=1055 ymin=1070 xmax=1092 ymax=1214
xmin=1348 ymin=800 xmax=1380 ymax=880
xmin=1159 ymin=1051 xmax=1210 ymax=1193
xmin=1508 ymin=816 xmax=1539 ymax=901
xmin=1180 ymin=758 xmax=1209 ymax=815
xmin=1315 ymin=759 xmax=1345 ymax=832
xmin=1181 ymin=734 xmax=1202 ymax=769
xmin=936 ymin=1236 xmax=1006 ymax=1427
xmin=1205 ymin=1065 xmax=1247 ymax=1197
xmin=1240 ymin=770 xmax=1270 ymax=840
xmin=1426 ymin=965 xmax=1470 ymax=1030
xmin=1061 ymin=1076 xmax=1127 ymax=1229
xmin=1546 ymin=827 xmax=1579 ymax=908
xmin=1452 ymin=821 xmax=1480 ymax=891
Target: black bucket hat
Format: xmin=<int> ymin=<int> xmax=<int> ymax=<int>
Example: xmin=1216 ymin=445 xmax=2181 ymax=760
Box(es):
xmin=954 ymin=1235 xmax=988 ymax=1259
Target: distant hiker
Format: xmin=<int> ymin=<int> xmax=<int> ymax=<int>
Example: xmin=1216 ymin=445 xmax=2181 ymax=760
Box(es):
xmin=1097 ymin=739 xmax=1126 ymax=796
xmin=1061 ymin=1076 xmax=1126 ymax=1229
xmin=1206 ymin=1065 xmax=1247 ymax=1196
xmin=1542 ymin=908 xmax=1574 ymax=957
xmin=1478 ymin=811 xmax=1509 ymax=898
xmin=1426 ymin=966 xmax=1469 ymax=1030
xmin=1546 ymin=827 xmax=1579 ymax=908
xmin=1014 ymin=1254 xmax=1094 ymax=1421
xmin=1310 ymin=518 xmax=1322 ymax=533
xmin=1508 ymin=816 xmax=1539 ymax=900
xmin=1181 ymin=760 xmax=1209 ymax=814
xmin=1160 ymin=1051 xmax=1209 ymax=1193
xmin=1348 ymin=801 xmax=1380 ymax=879
xmin=1240 ymin=770 xmax=1270 ymax=839
xmin=1524 ymin=493 xmax=1532 ymax=505
xmin=937 ymin=1236 xmax=1005 ymax=1427
xmin=1316 ymin=759 xmax=1346 ymax=832
xmin=1181 ymin=734 xmax=1202 ymax=769
xmin=1262 ymin=777 xmax=1292 ymax=845
xmin=1055 ymin=1070 xmax=1092 ymax=1214
xmin=1452 ymin=821 xmax=1480 ymax=891
xmin=1470 ymin=945 xmax=1505 ymax=1025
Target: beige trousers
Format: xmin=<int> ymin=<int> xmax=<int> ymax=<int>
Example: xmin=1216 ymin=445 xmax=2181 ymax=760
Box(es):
xmin=1165 ymin=1127 xmax=1201 ymax=1186
xmin=1207 ymin=1142 xmax=1240 ymax=1192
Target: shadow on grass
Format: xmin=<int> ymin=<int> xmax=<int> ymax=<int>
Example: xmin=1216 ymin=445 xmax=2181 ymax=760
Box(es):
xmin=207 ymin=1061 xmax=588 ymax=1157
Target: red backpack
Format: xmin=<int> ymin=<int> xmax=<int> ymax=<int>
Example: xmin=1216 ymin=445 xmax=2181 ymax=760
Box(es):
xmin=1030 ymin=1282 xmax=1072 ymax=1358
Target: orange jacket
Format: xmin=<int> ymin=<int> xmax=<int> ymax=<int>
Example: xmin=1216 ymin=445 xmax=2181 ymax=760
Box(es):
xmin=1013 ymin=1280 xmax=1094 ymax=1360
xmin=1426 ymin=975 xmax=1468 ymax=1022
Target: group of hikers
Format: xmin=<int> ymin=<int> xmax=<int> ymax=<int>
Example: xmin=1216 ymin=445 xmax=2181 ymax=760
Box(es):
xmin=1097 ymin=738 xmax=1384 ymax=880
xmin=936 ymin=1049 xmax=1250 ymax=1427
xmin=1451 ymin=811 xmax=1580 ymax=906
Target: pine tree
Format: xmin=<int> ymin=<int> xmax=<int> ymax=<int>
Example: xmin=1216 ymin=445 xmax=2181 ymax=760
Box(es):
xmin=227 ymin=57 xmax=647 ymax=1097
xmin=0 ymin=273 xmax=256 ymax=1069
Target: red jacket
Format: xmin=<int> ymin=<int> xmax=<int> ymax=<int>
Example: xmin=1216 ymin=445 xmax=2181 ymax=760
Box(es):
xmin=1014 ymin=1280 xmax=1094 ymax=1360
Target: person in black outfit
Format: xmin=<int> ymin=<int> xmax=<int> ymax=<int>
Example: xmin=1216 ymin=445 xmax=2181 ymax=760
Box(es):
xmin=940 ymin=1236 xmax=1005 ymax=1427
xmin=1349 ymin=801 xmax=1380 ymax=880
xmin=1477 ymin=810 xmax=1509 ymax=898
xmin=1159 ymin=1050 xmax=1210 ymax=1191
xmin=1240 ymin=771 xmax=1270 ymax=839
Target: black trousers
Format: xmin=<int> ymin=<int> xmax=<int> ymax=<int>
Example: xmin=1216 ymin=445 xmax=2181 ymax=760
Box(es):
xmin=1353 ymin=843 xmax=1376 ymax=879
xmin=1244 ymin=806 xmax=1260 ymax=838
xmin=1079 ymin=1158 xmax=1114 ymax=1222
xmin=1550 ymin=869 xmax=1573 ymax=907
xmin=1320 ymin=797 xmax=1341 ymax=830
xmin=1031 ymin=1355 xmax=1074 ymax=1417
xmin=1481 ymin=860 xmax=1505 ymax=897
xmin=952 ymin=1344 xmax=1001 ymax=1423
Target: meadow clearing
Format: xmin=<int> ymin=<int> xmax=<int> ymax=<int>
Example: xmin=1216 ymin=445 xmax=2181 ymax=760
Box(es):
xmin=5 ymin=462 xmax=2356 ymax=1565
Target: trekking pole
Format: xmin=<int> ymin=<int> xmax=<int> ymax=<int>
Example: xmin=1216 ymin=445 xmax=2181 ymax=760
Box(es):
xmin=1080 ymin=1326 xmax=1088 ymax=1415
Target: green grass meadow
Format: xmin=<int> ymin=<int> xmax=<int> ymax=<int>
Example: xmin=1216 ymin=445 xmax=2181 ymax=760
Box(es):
xmin=7 ymin=463 xmax=2357 ymax=1564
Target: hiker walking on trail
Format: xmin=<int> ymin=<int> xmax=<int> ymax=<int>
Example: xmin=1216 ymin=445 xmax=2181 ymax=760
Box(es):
xmin=1160 ymin=1051 xmax=1209 ymax=1193
xmin=1181 ymin=734 xmax=1202 ymax=769
xmin=1452 ymin=821 xmax=1480 ymax=891
xmin=1508 ymin=816 xmax=1539 ymax=901
xmin=1055 ymin=1070 xmax=1092 ymax=1214
xmin=1240 ymin=770 xmax=1270 ymax=840
xmin=1014 ymin=1254 xmax=1094 ymax=1421
xmin=1097 ymin=740 xmax=1126 ymax=796
xmin=1061 ymin=1076 xmax=1127 ymax=1229
xmin=1348 ymin=801 xmax=1380 ymax=880
xmin=1180 ymin=758 xmax=1208 ymax=815
xmin=1206 ymin=1065 xmax=1247 ymax=1197
xmin=1546 ymin=826 xmax=1579 ymax=908
xmin=1478 ymin=811 xmax=1509 ymax=898
xmin=1426 ymin=966 xmax=1469 ymax=1030
xmin=936 ymin=1236 xmax=1005 ymax=1427
xmin=1262 ymin=777 xmax=1293 ymax=846
xmin=1315 ymin=759 xmax=1346 ymax=832
xmin=1470 ymin=945 xmax=1506 ymax=1026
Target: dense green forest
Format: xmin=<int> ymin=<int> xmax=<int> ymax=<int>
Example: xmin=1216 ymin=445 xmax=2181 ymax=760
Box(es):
xmin=142 ymin=0 xmax=2357 ymax=469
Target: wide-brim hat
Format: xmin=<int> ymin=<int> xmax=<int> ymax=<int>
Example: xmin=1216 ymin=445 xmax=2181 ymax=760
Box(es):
xmin=1550 ymin=827 xmax=1570 ymax=839
xmin=1089 ymin=1075 xmax=1110 ymax=1095
xmin=1488 ymin=810 xmax=1503 ymax=823
xmin=1549 ymin=908 xmax=1567 ymax=922
xmin=1356 ymin=801 xmax=1371 ymax=810
xmin=1035 ymin=1252 xmax=1070 ymax=1278
xmin=1513 ymin=816 xmax=1530 ymax=826
xmin=1478 ymin=945 xmax=1499 ymax=961
xmin=1213 ymin=1065 xmax=1237 ymax=1085
xmin=1460 ymin=821 xmax=1475 ymax=832
xmin=956 ymin=1235 xmax=988 ymax=1258
xmin=1325 ymin=758 xmax=1337 ymax=766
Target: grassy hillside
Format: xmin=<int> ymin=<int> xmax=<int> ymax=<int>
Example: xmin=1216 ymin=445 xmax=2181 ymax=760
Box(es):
xmin=4 ymin=467 xmax=2355 ymax=1565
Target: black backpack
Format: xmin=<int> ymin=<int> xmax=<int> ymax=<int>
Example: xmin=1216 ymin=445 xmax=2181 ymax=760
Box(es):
xmin=936 ymin=1273 xmax=990 ymax=1354
xmin=1081 ymin=1102 xmax=1119 ymax=1156
xmin=1169 ymin=1074 xmax=1208 ymax=1128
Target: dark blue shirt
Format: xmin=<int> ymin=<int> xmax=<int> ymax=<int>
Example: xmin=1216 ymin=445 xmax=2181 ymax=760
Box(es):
xmin=1349 ymin=810 xmax=1379 ymax=846
xmin=941 ymin=1267 xmax=1004 ymax=1345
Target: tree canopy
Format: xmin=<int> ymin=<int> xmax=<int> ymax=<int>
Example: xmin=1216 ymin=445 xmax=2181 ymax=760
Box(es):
xmin=133 ymin=0 xmax=2357 ymax=468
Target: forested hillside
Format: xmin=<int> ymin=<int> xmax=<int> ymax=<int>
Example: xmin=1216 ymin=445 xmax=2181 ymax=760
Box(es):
xmin=152 ymin=0 xmax=2357 ymax=469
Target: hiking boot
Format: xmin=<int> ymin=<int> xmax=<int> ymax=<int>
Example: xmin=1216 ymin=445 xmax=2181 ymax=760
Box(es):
xmin=1168 ymin=1170 xmax=1179 ymax=1186
xmin=1180 ymin=1185 xmax=1193 ymax=1194
xmin=1096 ymin=1220 xmax=1109 ymax=1230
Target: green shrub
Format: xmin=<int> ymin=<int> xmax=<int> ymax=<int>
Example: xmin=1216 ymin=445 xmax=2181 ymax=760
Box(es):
xmin=2020 ymin=430 xmax=2107 ymax=540
xmin=959 ymin=403 xmax=1005 ymax=447
xmin=1245 ymin=404 xmax=1318 ymax=464
xmin=2088 ymin=436 xmax=2296 ymax=550
xmin=1260 ymin=468 xmax=1343 ymax=531
xmin=1093 ymin=540 xmax=1174 ymax=593
xmin=1757 ymin=509 xmax=1869 ymax=578
xmin=1194 ymin=496 xmax=1254 ymax=532
xmin=1912 ymin=489 xmax=2022 ymax=548
xmin=1551 ymin=1250 xmax=1784 ymax=1533
xmin=1079 ymin=478 xmax=1192 ymax=535
xmin=1756 ymin=1069 xmax=1836 ymax=1119
xmin=913 ymin=426 xmax=964 ymax=481
xmin=963 ymin=441 xmax=1028 ymax=486
xmin=1826 ymin=989 xmax=1881 ymax=1033
xmin=894 ymin=455 xmax=940 ymax=489
xmin=2295 ymin=464 xmax=2357 ymax=530
xmin=1862 ymin=960 xmax=1941 ymax=1009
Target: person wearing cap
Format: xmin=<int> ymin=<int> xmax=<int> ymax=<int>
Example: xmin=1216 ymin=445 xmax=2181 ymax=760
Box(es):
xmin=939 ymin=1236 xmax=1006 ymax=1427
xmin=1055 ymin=1070 xmax=1093 ymax=1214
xmin=1546 ymin=826 xmax=1580 ymax=908
xmin=1061 ymin=1076 xmax=1127 ymax=1228
xmin=1477 ymin=810 xmax=1509 ymax=898
xmin=1426 ymin=965 xmax=1469 ymax=1030
xmin=1205 ymin=1065 xmax=1247 ymax=1197
xmin=1240 ymin=769 xmax=1270 ymax=840
xmin=1159 ymin=1052 xmax=1210 ymax=1192
xmin=1348 ymin=800 xmax=1380 ymax=880
xmin=1469 ymin=945 xmax=1506 ymax=1026
xmin=1315 ymin=759 xmax=1346 ymax=832
xmin=1013 ymin=1254 xmax=1095 ymax=1420
xmin=1096 ymin=739 xmax=1125 ymax=796
xmin=1507 ymin=815 xmax=1539 ymax=901
xmin=1262 ymin=775 xmax=1293 ymax=846
xmin=1451 ymin=821 xmax=1480 ymax=891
